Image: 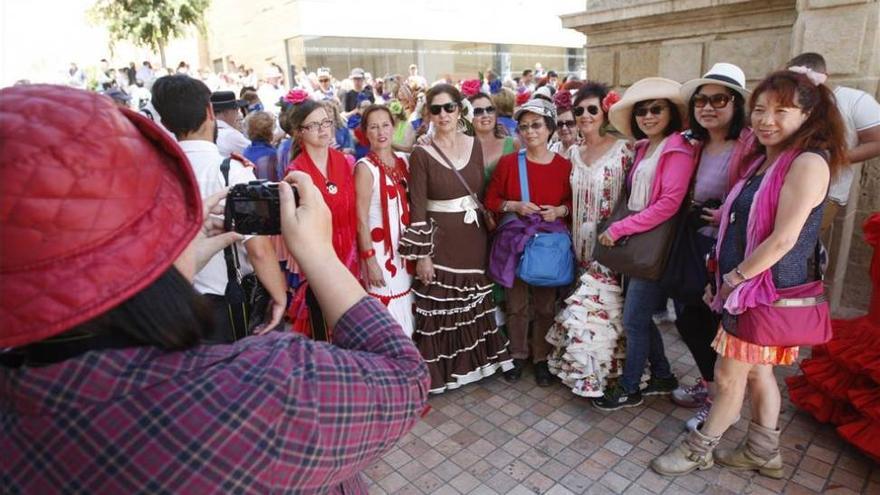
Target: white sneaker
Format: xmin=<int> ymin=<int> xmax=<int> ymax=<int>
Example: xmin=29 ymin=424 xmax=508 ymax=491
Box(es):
xmin=686 ymin=402 xmax=740 ymax=432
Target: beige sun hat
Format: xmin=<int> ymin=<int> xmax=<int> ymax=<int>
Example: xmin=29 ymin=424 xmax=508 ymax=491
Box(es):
xmin=608 ymin=77 xmax=687 ymax=139
xmin=680 ymin=62 xmax=750 ymax=103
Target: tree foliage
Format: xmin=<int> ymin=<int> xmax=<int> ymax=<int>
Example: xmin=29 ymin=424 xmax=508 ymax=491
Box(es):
xmin=90 ymin=0 xmax=210 ymax=66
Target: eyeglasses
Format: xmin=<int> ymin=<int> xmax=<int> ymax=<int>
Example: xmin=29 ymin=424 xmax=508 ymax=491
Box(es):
xmin=472 ymin=106 xmax=495 ymax=117
xmin=429 ymin=103 xmax=458 ymax=115
xmin=557 ymin=120 xmax=576 ymax=129
xmin=633 ymin=104 xmax=667 ymax=117
xmin=693 ymin=93 xmax=732 ymax=109
xmin=573 ymin=105 xmax=600 ymax=117
xmin=517 ymin=121 xmax=545 ymax=133
xmin=300 ymin=119 xmax=334 ymax=132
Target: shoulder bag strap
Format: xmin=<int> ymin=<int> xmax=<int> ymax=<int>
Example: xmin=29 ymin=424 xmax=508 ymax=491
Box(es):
xmin=430 ymin=142 xmax=487 ymax=211
xmin=220 ymin=158 xmax=243 ymax=288
xmin=517 ymin=150 xmax=530 ymax=203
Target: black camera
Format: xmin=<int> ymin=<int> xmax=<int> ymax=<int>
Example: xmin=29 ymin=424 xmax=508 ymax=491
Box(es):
xmin=687 ymin=198 xmax=723 ymax=230
xmin=224 ymin=180 xmax=286 ymax=235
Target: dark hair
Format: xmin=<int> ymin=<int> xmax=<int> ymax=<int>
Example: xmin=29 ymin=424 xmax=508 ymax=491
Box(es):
xmin=573 ymin=80 xmax=610 ymax=120
xmin=151 ymin=75 xmax=211 ymax=139
xmin=360 ymin=104 xmax=394 ymax=135
xmin=287 ymin=99 xmax=326 ymax=159
xmin=239 ymin=85 xmax=257 ymax=98
xmin=547 ymin=70 xmax=558 ymax=78
xmin=746 ymin=70 xmax=847 ymax=177
xmin=516 ymin=111 xmax=556 ymax=143
xmin=468 ymin=93 xmax=505 ymax=138
xmin=68 ymin=268 xmax=210 ymax=353
xmin=787 ymin=52 xmax=827 ymax=74
xmin=629 ymin=98 xmax=683 ymax=140
xmin=522 ymin=69 xmax=533 ymax=77
xmin=687 ymin=85 xmax=747 ymax=141
xmin=425 ymin=83 xmax=462 ymax=108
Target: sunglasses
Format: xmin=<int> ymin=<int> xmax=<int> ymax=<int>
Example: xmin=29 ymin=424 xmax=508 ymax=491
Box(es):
xmin=633 ymin=104 xmax=668 ymax=117
xmin=693 ymin=93 xmax=732 ymax=109
xmin=429 ymin=103 xmax=458 ymax=115
xmin=573 ymin=105 xmax=600 ymax=117
xmin=557 ymin=120 xmax=576 ymax=129
xmin=517 ymin=121 xmax=545 ymax=133
xmin=472 ymin=106 xmax=496 ymax=117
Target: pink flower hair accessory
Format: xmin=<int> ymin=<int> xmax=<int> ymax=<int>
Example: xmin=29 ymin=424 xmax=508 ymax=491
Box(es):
xmin=602 ymin=91 xmax=621 ymax=113
xmin=283 ymin=89 xmax=310 ymax=105
xmin=787 ymin=66 xmax=828 ymax=86
xmin=460 ymin=79 xmax=482 ymax=97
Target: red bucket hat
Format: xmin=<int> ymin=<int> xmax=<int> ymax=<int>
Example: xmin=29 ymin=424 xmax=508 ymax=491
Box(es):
xmin=0 ymin=85 xmax=202 ymax=348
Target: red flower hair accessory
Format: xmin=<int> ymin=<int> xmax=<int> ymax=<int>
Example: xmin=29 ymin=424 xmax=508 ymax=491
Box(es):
xmin=461 ymin=79 xmax=482 ymax=97
xmin=516 ymin=91 xmax=531 ymax=107
xmin=283 ymin=89 xmax=310 ymax=105
xmin=602 ymin=90 xmax=621 ymax=112
xmin=553 ymin=90 xmax=572 ymax=113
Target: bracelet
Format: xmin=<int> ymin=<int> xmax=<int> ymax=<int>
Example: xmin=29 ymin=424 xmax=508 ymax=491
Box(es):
xmin=735 ymin=267 xmax=748 ymax=281
xmin=722 ymin=272 xmax=741 ymax=289
xmin=359 ymin=249 xmax=376 ymax=260
xmin=560 ymin=205 xmax=569 ymax=217
xmin=502 ymin=201 xmax=510 ymax=213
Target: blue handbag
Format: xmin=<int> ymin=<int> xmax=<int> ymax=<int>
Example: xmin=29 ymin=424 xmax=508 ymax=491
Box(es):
xmin=514 ymin=151 xmax=575 ymax=287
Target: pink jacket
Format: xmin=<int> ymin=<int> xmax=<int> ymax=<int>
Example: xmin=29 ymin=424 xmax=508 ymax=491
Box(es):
xmin=608 ymin=132 xmax=696 ymax=241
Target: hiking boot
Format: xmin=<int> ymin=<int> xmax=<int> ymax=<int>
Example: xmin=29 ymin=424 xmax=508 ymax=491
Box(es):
xmin=534 ymin=361 xmax=553 ymax=387
xmin=643 ymin=375 xmax=679 ymax=396
xmin=504 ymin=359 xmax=526 ymax=383
xmin=715 ymin=421 xmax=784 ymax=479
xmin=592 ymin=384 xmax=643 ymax=411
xmin=651 ymin=428 xmax=721 ymax=476
xmin=672 ymin=378 xmax=709 ymax=408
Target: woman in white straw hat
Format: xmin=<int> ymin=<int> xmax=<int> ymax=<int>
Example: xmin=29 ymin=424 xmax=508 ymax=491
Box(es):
xmin=592 ymin=77 xmax=697 ymax=411
xmin=667 ymin=63 xmax=754 ymax=432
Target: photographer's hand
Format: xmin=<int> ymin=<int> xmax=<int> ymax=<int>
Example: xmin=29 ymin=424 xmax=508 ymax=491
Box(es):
xmin=280 ymin=172 xmax=366 ymax=327
xmin=174 ymin=190 xmax=243 ymax=282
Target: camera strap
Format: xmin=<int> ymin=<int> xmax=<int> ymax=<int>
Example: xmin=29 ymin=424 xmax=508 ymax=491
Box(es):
xmin=220 ymin=158 xmax=249 ymax=340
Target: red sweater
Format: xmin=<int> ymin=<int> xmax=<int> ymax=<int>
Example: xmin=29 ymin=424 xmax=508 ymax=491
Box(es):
xmin=485 ymin=151 xmax=573 ymax=213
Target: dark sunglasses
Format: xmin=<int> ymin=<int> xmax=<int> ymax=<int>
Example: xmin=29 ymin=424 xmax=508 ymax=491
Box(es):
xmin=693 ymin=93 xmax=732 ymax=109
xmin=573 ymin=105 xmax=600 ymax=117
xmin=472 ymin=106 xmax=496 ymax=116
xmin=633 ymin=104 xmax=667 ymax=117
xmin=557 ymin=120 xmax=576 ymax=129
xmin=517 ymin=121 xmax=545 ymax=133
xmin=429 ymin=103 xmax=458 ymax=115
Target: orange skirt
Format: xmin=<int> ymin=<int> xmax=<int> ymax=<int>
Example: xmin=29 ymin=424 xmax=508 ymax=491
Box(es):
xmin=712 ymin=328 xmax=799 ymax=366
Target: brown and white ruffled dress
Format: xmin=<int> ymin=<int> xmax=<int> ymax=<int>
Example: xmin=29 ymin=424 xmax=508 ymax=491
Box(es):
xmin=399 ymin=140 xmax=513 ymax=393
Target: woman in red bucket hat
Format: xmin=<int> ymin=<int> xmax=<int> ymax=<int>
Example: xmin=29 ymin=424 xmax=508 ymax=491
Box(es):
xmin=0 ymin=85 xmax=429 ymax=493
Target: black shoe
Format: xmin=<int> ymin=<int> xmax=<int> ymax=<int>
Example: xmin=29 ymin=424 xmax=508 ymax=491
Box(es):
xmin=642 ymin=375 xmax=679 ymax=396
xmin=534 ymin=361 xmax=553 ymax=387
xmin=504 ymin=359 xmax=526 ymax=383
xmin=592 ymin=385 xmax=643 ymax=411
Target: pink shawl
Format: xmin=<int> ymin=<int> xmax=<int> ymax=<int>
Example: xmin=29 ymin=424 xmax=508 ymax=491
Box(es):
xmin=711 ymin=148 xmax=802 ymax=315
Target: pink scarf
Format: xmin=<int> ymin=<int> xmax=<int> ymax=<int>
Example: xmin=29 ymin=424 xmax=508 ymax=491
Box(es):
xmin=711 ymin=148 xmax=802 ymax=315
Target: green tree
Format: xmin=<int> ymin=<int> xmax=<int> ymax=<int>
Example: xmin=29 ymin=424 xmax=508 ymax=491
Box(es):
xmin=89 ymin=0 xmax=210 ymax=69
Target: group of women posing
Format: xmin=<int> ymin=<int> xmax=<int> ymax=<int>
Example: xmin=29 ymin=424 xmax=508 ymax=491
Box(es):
xmin=279 ymin=61 xmax=847 ymax=478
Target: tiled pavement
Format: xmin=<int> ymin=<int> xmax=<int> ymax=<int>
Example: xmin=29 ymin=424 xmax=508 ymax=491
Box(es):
xmin=364 ymin=323 xmax=879 ymax=494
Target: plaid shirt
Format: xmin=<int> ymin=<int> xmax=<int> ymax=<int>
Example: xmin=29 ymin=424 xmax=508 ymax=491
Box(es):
xmin=1 ymin=297 xmax=429 ymax=494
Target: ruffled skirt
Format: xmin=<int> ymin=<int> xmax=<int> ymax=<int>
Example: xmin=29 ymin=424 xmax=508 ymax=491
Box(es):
xmin=546 ymin=262 xmax=626 ymax=397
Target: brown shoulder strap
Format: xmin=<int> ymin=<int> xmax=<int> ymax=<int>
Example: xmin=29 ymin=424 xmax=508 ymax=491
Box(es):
xmin=429 ymin=142 xmax=485 ymax=210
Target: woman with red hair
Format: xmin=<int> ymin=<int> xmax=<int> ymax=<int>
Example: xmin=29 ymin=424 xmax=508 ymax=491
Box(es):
xmin=652 ymin=69 xmax=848 ymax=477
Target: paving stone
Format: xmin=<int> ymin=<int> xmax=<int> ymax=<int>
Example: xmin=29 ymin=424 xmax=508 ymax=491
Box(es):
xmin=524 ymin=471 xmax=556 ymax=493
xmin=502 ymin=459 xmax=534 ymax=482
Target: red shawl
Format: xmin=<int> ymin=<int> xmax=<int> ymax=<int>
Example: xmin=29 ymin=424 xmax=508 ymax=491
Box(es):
xmin=288 ymin=148 xmax=358 ymax=275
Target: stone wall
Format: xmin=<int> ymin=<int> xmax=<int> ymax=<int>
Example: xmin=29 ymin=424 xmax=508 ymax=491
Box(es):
xmin=563 ymin=0 xmax=880 ymax=314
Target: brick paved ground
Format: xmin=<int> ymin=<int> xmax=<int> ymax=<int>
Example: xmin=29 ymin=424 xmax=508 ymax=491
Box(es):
xmin=364 ymin=322 xmax=879 ymax=494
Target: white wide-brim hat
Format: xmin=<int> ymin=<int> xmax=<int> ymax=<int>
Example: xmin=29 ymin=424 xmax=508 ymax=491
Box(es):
xmin=680 ymin=62 xmax=750 ymax=103
xmin=608 ymin=77 xmax=687 ymax=139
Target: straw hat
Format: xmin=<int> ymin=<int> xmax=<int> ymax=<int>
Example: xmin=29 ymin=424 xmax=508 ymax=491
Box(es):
xmin=608 ymin=77 xmax=687 ymax=138
xmin=680 ymin=63 xmax=750 ymax=103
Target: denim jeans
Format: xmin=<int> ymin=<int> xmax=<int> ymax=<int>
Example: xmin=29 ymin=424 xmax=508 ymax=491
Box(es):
xmin=619 ymin=277 xmax=674 ymax=394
